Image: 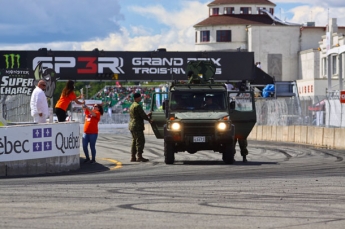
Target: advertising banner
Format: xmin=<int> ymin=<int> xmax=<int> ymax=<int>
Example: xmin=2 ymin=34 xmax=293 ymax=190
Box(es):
xmin=0 ymin=122 xmax=80 ymax=162
xmin=0 ymin=69 xmax=35 ymax=96
xmin=0 ymin=50 xmax=257 ymax=81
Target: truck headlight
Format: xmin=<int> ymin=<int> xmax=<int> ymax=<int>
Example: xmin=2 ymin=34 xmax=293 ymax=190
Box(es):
xmin=171 ymin=122 xmax=181 ymax=131
xmin=217 ymin=122 xmax=227 ymax=131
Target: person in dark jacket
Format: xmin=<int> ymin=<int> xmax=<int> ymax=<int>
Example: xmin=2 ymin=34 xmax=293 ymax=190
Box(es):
xmin=128 ymin=93 xmax=152 ymax=162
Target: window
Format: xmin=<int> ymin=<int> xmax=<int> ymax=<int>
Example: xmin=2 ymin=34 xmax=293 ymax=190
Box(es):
xmin=240 ymin=7 xmax=251 ymax=14
xmin=269 ymin=8 xmax=274 ymax=15
xmin=332 ymin=56 xmax=336 ymax=73
xmin=322 ymin=58 xmax=327 ymax=76
xmin=224 ymin=7 xmax=234 ymax=15
xmin=229 ymin=93 xmax=253 ymax=111
xmin=211 ymin=8 xmax=219 ymax=15
xmin=195 ymin=32 xmax=197 ymax=43
xmin=170 ymin=92 xmax=226 ymax=111
xmin=257 ymin=7 xmax=266 ymax=14
xmin=200 ymin=31 xmax=210 ymax=42
xmin=216 ymin=30 xmax=231 ymax=42
xmin=152 ymin=93 xmax=168 ymax=111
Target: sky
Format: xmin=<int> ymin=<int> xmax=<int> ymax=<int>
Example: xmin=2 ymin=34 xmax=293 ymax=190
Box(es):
xmin=0 ymin=0 xmax=344 ymax=51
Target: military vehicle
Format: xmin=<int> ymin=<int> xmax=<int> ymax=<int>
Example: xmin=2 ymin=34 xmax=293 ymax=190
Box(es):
xmin=150 ymin=60 xmax=257 ymax=164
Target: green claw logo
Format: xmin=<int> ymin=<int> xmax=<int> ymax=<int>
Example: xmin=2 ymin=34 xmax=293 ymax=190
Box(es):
xmin=3 ymin=54 xmax=21 ymax=68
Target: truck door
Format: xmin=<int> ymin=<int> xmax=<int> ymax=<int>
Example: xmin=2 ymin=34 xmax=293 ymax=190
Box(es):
xmin=150 ymin=92 xmax=168 ymax=139
xmin=228 ymin=91 xmax=256 ymax=139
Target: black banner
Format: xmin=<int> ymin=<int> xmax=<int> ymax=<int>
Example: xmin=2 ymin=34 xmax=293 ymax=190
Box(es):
xmin=0 ymin=69 xmax=35 ymax=95
xmin=0 ymin=50 xmax=258 ymax=81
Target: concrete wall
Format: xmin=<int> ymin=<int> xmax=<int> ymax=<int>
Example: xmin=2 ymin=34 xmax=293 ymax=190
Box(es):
xmin=0 ymin=122 xmax=80 ymax=177
xmin=0 ymin=155 xmax=79 ymax=177
xmin=249 ymin=25 xmax=300 ymax=81
xmin=247 ymin=125 xmax=345 ymax=149
xmin=299 ymin=49 xmax=320 ymax=80
xmin=300 ymin=28 xmax=325 ymax=50
xmin=144 ymin=123 xmax=345 ymax=149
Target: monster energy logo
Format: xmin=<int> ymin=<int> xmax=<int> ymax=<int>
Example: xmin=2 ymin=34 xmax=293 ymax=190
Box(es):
xmin=3 ymin=54 xmax=21 ymax=68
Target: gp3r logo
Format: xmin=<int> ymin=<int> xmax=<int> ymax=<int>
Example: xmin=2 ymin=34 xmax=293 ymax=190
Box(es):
xmin=3 ymin=54 xmax=20 ymax=68
xmin=32 ymin=57 xmax=125 ymax=74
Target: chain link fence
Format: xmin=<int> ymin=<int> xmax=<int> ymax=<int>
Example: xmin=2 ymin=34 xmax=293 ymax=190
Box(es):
xmin=1 ymin=93 xmax=345 ymax=128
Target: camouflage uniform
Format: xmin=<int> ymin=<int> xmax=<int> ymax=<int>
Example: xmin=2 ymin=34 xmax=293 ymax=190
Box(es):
xmin=128 ymin=101 xmax=150 ymax=160
xmin=234 ymin=138 xmax=248 ymax=156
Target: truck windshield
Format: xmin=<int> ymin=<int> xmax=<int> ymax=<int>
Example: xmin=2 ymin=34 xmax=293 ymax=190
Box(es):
xmin=170 ymin=92 xmax=226 ymax=111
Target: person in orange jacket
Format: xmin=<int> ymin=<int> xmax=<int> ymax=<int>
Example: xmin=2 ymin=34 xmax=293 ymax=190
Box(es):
xmin=82 ymin=103 xmax=104 ymax=164
xmin=55 ymin=80 xmax=84 ymax=122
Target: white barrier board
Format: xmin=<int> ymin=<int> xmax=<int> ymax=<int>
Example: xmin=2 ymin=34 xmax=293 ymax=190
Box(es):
xmin=0 ymin=122 xmax=80 ymax=162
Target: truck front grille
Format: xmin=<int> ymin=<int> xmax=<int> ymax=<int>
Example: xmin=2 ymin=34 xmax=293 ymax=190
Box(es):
xmin=182 ymin=122 xmax=215 ymax=134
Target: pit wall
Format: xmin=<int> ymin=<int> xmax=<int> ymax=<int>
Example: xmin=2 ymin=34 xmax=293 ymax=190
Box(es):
xmin=247 ymin=125 xmax=345 ymax=149
xmin=144 ymin=124 xmax=345 ymax=149
xmin=0 ymin=122 xmax=80 ymax=177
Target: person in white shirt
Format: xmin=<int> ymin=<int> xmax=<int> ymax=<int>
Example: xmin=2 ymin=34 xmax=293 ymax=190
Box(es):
xmin=30 ymin=80 xmax=49 ymax=123
xmin=226 ymin=83 xmax=234 ymax=91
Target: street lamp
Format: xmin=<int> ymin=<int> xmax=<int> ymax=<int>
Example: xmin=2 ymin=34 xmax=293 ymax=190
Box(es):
xmin=85 ymin=85 xmax=91 ymax=99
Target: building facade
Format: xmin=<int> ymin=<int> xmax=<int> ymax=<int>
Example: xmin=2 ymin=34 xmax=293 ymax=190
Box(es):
xmin=297 ymin=18 xmax=345 ymax=98
xmin=193 ymin=0 xmax=345 ymax=97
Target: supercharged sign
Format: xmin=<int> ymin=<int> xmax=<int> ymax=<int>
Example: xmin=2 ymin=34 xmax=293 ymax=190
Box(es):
xmin=0 ymin=69 xmax=35 ymax=95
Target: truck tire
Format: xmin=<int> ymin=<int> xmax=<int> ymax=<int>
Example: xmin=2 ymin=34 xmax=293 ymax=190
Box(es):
xmin=222 ymin=141 xmax=235 ymax=164
xmin=164 ymin=141 xmax=175 ymax=164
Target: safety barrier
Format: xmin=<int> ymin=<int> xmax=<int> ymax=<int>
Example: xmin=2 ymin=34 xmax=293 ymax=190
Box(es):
xmin=247 ymin=125 xmax=345 ymax=149
xmin=144 ymin=123 xmax=345 ymax=149
xmin=0 ymin=122 xmax=80 ymax=177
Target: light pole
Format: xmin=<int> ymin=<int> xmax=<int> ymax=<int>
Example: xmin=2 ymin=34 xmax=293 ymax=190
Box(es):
xmin=85 ymin=85 xmax=91 ymax=99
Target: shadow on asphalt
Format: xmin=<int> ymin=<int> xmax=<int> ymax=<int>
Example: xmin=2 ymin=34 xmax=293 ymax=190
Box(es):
xmin=0 ymin=158 xmax=110 ymax=179
xmin=77 ymin=157 xmax=111 ymax=174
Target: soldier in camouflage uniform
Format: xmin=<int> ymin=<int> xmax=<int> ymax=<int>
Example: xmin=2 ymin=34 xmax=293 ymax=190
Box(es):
xmin=128 ymin=93 xmax=152 ymax=162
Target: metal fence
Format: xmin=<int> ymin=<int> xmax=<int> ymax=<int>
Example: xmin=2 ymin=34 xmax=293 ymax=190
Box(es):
xmin=0 ymin=94 xmax=132 ymax=125
xmin=1 ymin=95 xmax=31 ymax=123
xmin=255 ymin=94 xmax=345 ymax=127
xmin=1 ymin=93 xmax=345 ymax=128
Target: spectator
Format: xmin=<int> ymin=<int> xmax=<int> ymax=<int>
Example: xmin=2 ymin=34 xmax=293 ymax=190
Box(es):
xmin=30 ymin=80 xmax=49 ymax=123
xmin=55 ymin=80 xmax=85 ymax=122
xmin=82 ymin=103 xmax=104 ymax=164
xmin=226 ymin=83 xmax=234 ymax=91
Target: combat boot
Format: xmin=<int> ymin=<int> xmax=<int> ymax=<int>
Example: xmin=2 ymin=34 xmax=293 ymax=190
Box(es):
xmin=137 ymin=154 xmax=149 ymax=162
xmin=130 ymin=152 xmax=137 ymax=162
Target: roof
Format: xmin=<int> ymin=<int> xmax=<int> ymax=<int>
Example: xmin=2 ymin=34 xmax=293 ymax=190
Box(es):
xmin=194 ymin=14 xmax=282 ymax=27
xmin=208 ymin=0 xmax=276 ymax=7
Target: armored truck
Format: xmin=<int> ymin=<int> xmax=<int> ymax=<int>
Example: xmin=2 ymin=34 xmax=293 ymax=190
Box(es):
xmin=149 ymin=60 xmax=256 ymax=164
